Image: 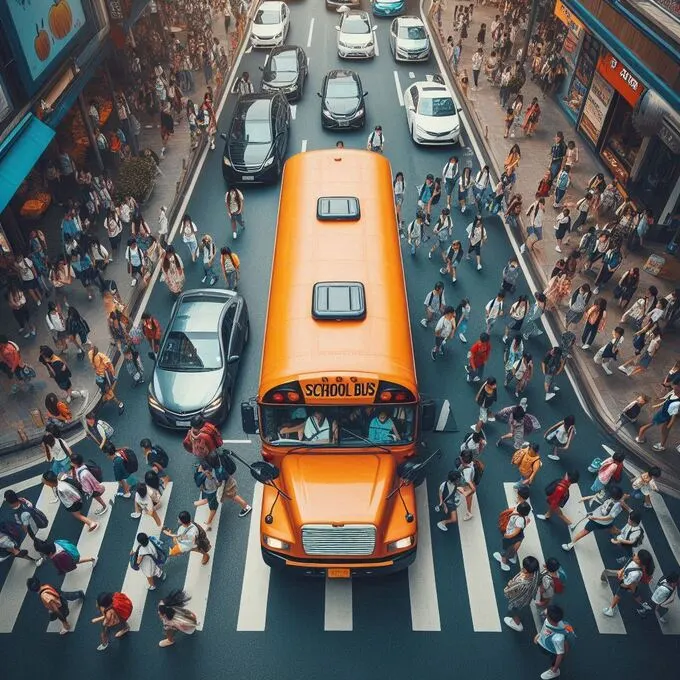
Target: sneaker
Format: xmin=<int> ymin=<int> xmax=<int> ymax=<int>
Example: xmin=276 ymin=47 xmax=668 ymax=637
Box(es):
xmin=652 ymin=443 xmax=666 ymax=451
xmin=581 ymin=344 xmax=590 ymax=350
xmin=657 ymin=614 xmax=668 ymax=624
xmin=635 ymin=436 xmax=646 ymax=443
xmin=519 ymin=243 xmax=526 ymax=254
xmin=477 ymin=263 xmax=482 ymax=271
xmin=561 ymin=542 xmax=574 ymax=551
xmin=201 ymin=276 xmax=207 ymax=283
xmin=603 ymin=365 xmax=613 ymax=375
xmin=503 ymin=616 xmax=523 ymax=632
xmin=159 ymin=639 xmax=175 ymax=647
xmin=66 ymin=395 xmax=72 ymax=404
xmin=420 ymin=319 xmax=428 ymax=328
xmin=209 ymin=278 xmax=217 ymax=287
xmin=118 ymin=402 xmax=125 ymax=414
xmin=97 ymin=643 xmax=109 ymax=651
xmin=160 ymin=572 xmax=167 ymax=581
xmin=618 ymin=365 xmax=629 ymax=374
xmin=508 ymin=555 xmax=517 ymax=564
xmin=547 ymin=454 xmax=560 ymax=461
xmin=428 ymin=251 xmax=432 ymax=260
xmin=487 ymin=416 xmax=496 ymax=422
xmin=473 ymin=376 xmax=481 ymax=382
xmin=122 ymin=492 xmax=132 ymax=499
xmin=540 ymin=669 xmax=561 ymax=680
xmin=643 ymin=502 xmax=652 ymax=509
xmin=459 ymin=333 xmax=467 ymax=343
xmin=602 ymin=606 xmax=616 ymax=617
xmin=502 ymin=336 xmax=508 ymax=344
xmin=463 ymin=512 xmax=473 ymax=521
xmin=567 ymin=524 xmax=576 ymax=531
xmin=431 ymin=349 xmax=437 ymax=361
xmin=451 ymin=275 xmax=457 ymax=283
xmin=437 ymin=521 xmax=448 ymax=532
xmin=545 ymin=392 xmax=556 ymax=401
xmin=95 ymin=504 xmax=109 ymax=516
xmin=536 ymin=514 xmax=548 ymax=520
xmin=593 ymin=287 xmax=600 ymax=295
xmin=35 ymin=557 xmax=45 ymax=567
xmin=130 ymin=512 xmax=142 ymax=519
xmin=90 ymin=557 xmax=98 ymax=568
xmin=239 ymin=505 xmax=252 ymax=518
xmin=233 ymin=231 xmax=238 ymax=239
xmin=493 ymin=552 xmax=511 ymax=571
xmin=88 ymin=522 xmax=99 ymax=532
xmin=148 ymin=585 xmax=156 ymax=591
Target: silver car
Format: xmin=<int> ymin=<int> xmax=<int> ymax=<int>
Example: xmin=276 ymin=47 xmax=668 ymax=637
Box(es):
xmin=389 ymin=16 xmax=430 ymax=62
xmin=336 ymin=11 xmax=377 ymax=59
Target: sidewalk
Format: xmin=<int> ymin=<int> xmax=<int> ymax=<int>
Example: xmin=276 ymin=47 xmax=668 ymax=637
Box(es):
xmin=0 ymin=12 xmax=240 ymax=456
xmin=427 ymin=1 xmax=680 ymax=485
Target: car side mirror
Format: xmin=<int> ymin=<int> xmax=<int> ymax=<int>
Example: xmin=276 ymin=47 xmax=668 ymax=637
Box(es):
xmin=457 ymin=107 xmax=463 ymax=113
xmin=420 ymin=398 xmax=437 ymax=432
xmin=317 ymin=92 xmax=322 ymax=97
xmin=372 ymin=25 xmax=377 ymax=31
xmin=363 ymin=91 xmax=369 ymax=97
xmin=335 ymin=26 xmax=340 ymax=31
xmin=241 ymin=401 xmax=258 ymax=434
xmin=259 ymin=66 xmax=264 ymax=72
xmin=228 ymin=355 xmax=240 ymax=364
xmin=220 ymin=132 xmax=227 ymax=141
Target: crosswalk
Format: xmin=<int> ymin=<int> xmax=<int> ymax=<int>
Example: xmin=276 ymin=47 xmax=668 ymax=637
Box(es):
xmin=1 ymin=476 xmax=679 ymax=637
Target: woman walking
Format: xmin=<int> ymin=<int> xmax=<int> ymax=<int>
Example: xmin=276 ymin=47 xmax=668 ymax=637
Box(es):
xmin=522 ymin=292 xmax=547 ymax=340
xmin=160 ymin=246 xmax=185 ymax=296
xmin=458 ymin=166 xmax=472 ymax=214
xmin=503 ymin=296 xmax=529 ymax=342
xmin=157 ymin=590 xmax=198 ymax=648
xmin=107 ymin=310 xmax=130 ymax=352
xmin=581 ymin=298 xmax=607 ymax=350
xmin=592 ymin=245 xmax=623 ymax=295
xmin=619 ymin=326 xmax=662 ymax=378
xmin=520 ymin=197 xmax=545 ymax=254
xmin=6 ymin=283 xmax=36 ymax=338
xmin=522 ymin=98 xmax=541 ymax=136
xmin=504 ymin=144 xmax=521 ymax=176
xmin=602 ymin=550 xmax=655 ymax=617
xmin=545 ymin=416 xmax=576 ymax=461
xmin=613 ymin=267 xmax=639 ymax=309
xmin=393 ymin=171 xmax=405 ymax=228
xmin=565 ymin=284 xmax=591 ymax=330
xmin=104 ymin=208 xmax=123 ymax=257
xmin=220 ymin=247 xmax=240 ymax=290
xmin=180 ymin=214 xmax=199 ymax=263
xmin=88 ymin=345 xmax=125 ymax=414
xmin=466 ymin=215 xmax=486 ymax=271
xmin=512 ymin=352 xmax=534 ymax=397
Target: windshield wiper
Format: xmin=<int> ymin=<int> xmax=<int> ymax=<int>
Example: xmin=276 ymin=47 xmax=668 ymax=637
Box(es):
xmin=338 ymin=426 xmax=390 ymax=454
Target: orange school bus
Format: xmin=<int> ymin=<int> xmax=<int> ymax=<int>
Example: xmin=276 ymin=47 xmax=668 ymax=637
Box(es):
xmin=241 ymin=149 xmax=424 ymax=577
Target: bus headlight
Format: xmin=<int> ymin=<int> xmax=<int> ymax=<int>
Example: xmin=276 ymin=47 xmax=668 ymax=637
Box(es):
xmin=387 ymin=535 xmax=414 ymax=552
xmin=263 ymin=535 xmax=291 ymax=550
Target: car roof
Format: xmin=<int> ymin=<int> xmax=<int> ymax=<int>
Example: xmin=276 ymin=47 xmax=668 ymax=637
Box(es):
xmin=235 ymin=92 xmax=278 ymax=112
xmin=269 ymin=45 xmax=301 ymax=57
xmin=396 ymin=15 xmax=424 ymax=26
xmin=260 ymin=1 xmax=285 ymax=9
xmin=171 ymin=291 xmax=239 ymax=333
xmin=413 ymin=82 xmax=451 ymax=98
xmin=327 ymin=68 xmax=359 ymax=80
xmin=342 ymin=10 xmax=369 ymax=21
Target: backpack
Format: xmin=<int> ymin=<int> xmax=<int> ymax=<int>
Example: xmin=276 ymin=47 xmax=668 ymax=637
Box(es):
xmin=17 ymin=499 xmax=49 ymax=529
xmin=149 ymin=535 xmax=168 ymax=567
xmin=151 ymin=445 xmax=169 ymax=469
xmin=554 ymin=566 xmax=567 ymax=593
xmin=498 ymin=508 xmax=515 ymax=534
xmin=631 ymin=526 xmax=645 ymax=548
xmin=545 ymin=478 xmax=562 ymax=496
xmin=55 ymin=539 xmax=80 ymax=563
xmin=62 ymin=478 xmax=84 ymax=508
xmin=201 ymin=422 xmax=223 ymax=450
xmin=472 ymin=459 xmax=485 ymax=485
xmin=193 ymin=523 xmax=212 ymax=553
xmin=544 ymin=620 xmax=576 ymax=649
xmin=0 ymin=521 xmax=22 ymax=555
xmin=230 ymin=252 xmax=240 ymax=269
xmin=85 ymin=460 xmax=103 ymax=483
xmin=117 ymin=448 xmax=139 ymax=474
xmin=111 ymin=592 xmax=133 ymax=621
xmin=193 ymin=466 xmax=207 ymax=488
xmin=218 ymin=450 xmax=237 ymax=476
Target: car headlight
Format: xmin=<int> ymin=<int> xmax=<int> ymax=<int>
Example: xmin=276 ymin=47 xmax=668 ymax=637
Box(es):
xmin=366 ymin=40 xmax=374 ymax=47
xmin=273 ymin=32 xmax=283 ymax=40
xmin=263 ymin=535 xmax=291 ymax=550
xmin=415 ymin=124 xmax=428 ymax=136
xmin=387 ymin=535 xmax=415 ymax=552
xmin=223 ymin=157 xmax=231 ymax=167
xmin=148 ymin=392 xmax=164 ymax=412
xmin=203 ymin=395 xmax=223 ymax=414
xmin=352 ymin=107 xmax=364 ymax=118
xmin=322 ymin=109 xmax=334 ymax=118
xmin=263 ymin=156 xmax=275 ymax=168
xmin=338 ymin=40 xmax=349 ymax=48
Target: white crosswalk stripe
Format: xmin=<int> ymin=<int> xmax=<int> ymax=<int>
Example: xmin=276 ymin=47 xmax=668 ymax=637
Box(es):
xmin=324 ymin=579 xmax=353 ymax=631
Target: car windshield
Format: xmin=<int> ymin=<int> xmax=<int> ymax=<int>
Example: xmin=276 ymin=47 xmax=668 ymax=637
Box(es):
xmin=260 ymin=405 xmax=416 ymax=446
xmin=419 ymin=96 xmax=455 ymax=117
xmin=231 ymin=100 xmax=273 ymax=143
xmin=255 ymin=9 xmax=281 ymax=24
xmin=327 ymin=77 xmax=359 ymax=98
xmin=158 ymin=331 xmax=222 ymax=371
xmin=342 ymin=16 xmax=370 ymax=34
xmin=270 ymin=53 xmax=297 ymax=73
xmin=398 ymin=25 xmax=426 ymax=40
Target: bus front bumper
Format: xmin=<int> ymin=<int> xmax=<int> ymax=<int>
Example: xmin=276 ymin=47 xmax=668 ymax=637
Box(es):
xmin=261 ymin=546 xmax=417 ymax=576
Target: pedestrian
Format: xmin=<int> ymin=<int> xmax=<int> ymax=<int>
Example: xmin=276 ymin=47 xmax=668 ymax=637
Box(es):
xmin=13 ymin=252 xmax=43 ymax=306
xmin=484 ymin=291 xmax=505 ymax=334
xmin=503 ymin=555 xmax=541 ymax=632
xmin=182 ymin=414 xmax=223 ymax=459
xmin=194 ymin=460 xmax=222 ymax=530
xmin=65 ymin=306 xmax=90 ymax=356
xmin=91 ymin=591 xmax=132 ymax=651
xmin=0 ymin=521 xmax=34 ymax=563
xmin=637 ymin=572 xmax=679 ymax=623
xmin=140 ymin=438 xmax=171 ymax=485
xmin=130 ymin=481 xmax=162 ymax=525
xmin=592 ymin=245 xmax=623 ymax=295
xmin=42 ymin=471 xmax=99 ymax=531
xmin=501 ymin=330 xmax=525 ymax=383
xmin=499 ymin=65 xmax=512 ymax=108
xmin=235 ymin=70 xmax=254 ymax=95
xmin=494 ymin=501 xmax=532 ymax=571
xmin=33 ymin=536 xmax=96 ymax=572
xmin=421 ymin=281 xmax=446 ymax=328
xmin=102 ymin=442 xmax=136 ymax=498
xmin=458 ymin=166 xmax=472 ymax=213
xmin=511 ymin=442 xmax=542 ymax=488
xmin=594 ymin=326 xmax=625 ymax=375
xmin=631 ymin=466 xmax=663 ymax=508
xmin=503 ymin=296 xmax=529 ymax=343
xmin=38 ymin=346 xmax=82 ymax=403
xmin=141 ymin=312 xmax=162 ymax=360
xmin=44 ymin=393 xmax=72 ymax=427
xmin=620 ymin=322 xmax=663 ymax=377
xmin=465 ymin=215 xmax=486 ymax=271
xmin=124 ymin=238 xmax=147 ymax=287
xmin=613 ymin=267 xmax=640 ymax=309
xmin=163 ymin=510 xmax=211 ymax=565
xmin=198 ymin=234 xmax=217 ymax=286
xmin=366 ymin=125 xmax=384 ymax=152
xmin=553 ymin=208 xmax=571 ymax=253
xmin=442 ymin=157 xmax=458 ymax=208
xmin=406 ymin=211 xmax=424 ymax=257
xmin=210 ymin=451 xmax=252 ymax=517
xmin=160 ymin=102 xmax=174 ymax=157
xmin=42 ymin=431 xmax=72 ymax=478
xmin=219 ymin=246 xmax=240 ymax=290
xmin=534 ymin=604 xmax=576 ymax=679
xmin=548 ymin=132 xmax=567 ymax=180
xmin=157 ymin=205 xmax=169 ymax=248
xmin=225 ymin=186 xmax=245 ymax=240
xmin=45 ymin=301 xmax=70 ymax=352
xmin=534 ymin=558 xmax=566 ymax=617
xmin=552 ymin=165 xmax=571 ymax=208
xmin=429 ymin=208 xmax=453 ymax=260
xmin=431 ymin=305 xmax=456 ymax=361
xmin=503 ymin=107 xmax=515 ymax=138
xmin=88 ymin=345 xmax=125 ymax=414
xmin=609 ymin=510 xmax=645 ymax=565
xmin=455 ymin=451 xmax=477 ymax=521
xmin=473 ymin=165 xmax=491 ymax=206
xmin=465 ymin=332 xmax=491 ymax=382
xmin=157 ymin=589 xmax=198 ymax=647
xmin=522 ymin=97 xmax=541 ymax=136
xmin=70 ymin=453 xmax=109 ymax=516
xmin=84 ymin=411 xmax=113 ymax=450
xmin=180 ymin=214 xmax=199 ymax=263
xmin=131 ymin=532 xmax=167 ymax=590
xmin=496 ymin=403 xmax=527 ymax=449
xmin=26 ymin=576 xmax=85 ymax=635
xmin=500 ymin=258 xmax=521 ymax=296
xmin=439 ymin=240 xmax=464 ymax=283
xmin=601 ymin=549 xmax=655 ymax=617
xmin=636 ymin=383 xmax=680 ymax=449
xmin=460 ymin=430 xmax=487 ymax=457
xmin=572 ymin=191 xmax=593 ymax=233
xmin=581 ymin=298 xmax=607 ymax=350
xmin=455 ymin=298 xmax=471 ymax=342
xmin=471 ymin=47 xmax=483 ymax=89
xmin=417 ymin=174 xmax=435 ymax=224
xmin=565 ymin=284 xmax=591 ymax=330
xmin=583 ymin=230 xmax=611 ymax=273
xmin=6 ymin=283 xmax=36 ymax=338
xmin=161 ymin=246 xmax=185 ymax=295
xmin=393 ymin=171 xmax=406 ymax=226
xmin=537 ymin=471 xmax=580 ymax=526
xmin=107 ymin=309 xmax=130 ymax=352
xmin=104 ymin=208 xmax=123 ymax=256
xmin=473 ymin=377 xmax=497 ymax=432
xmin=541 ymin=346 xmax=565 ymax=401
xmin=589 ymin=450 xmax=625 ymax=500
xmin=4 ymin=490 xmax=47 ymax=541
xmin=520 ymin=196 xmax=545 ymax=255
xmin=562 ymin=485 xmax=629 ymax=551
xmin=544 ymin=415 xmax=576 ymax=460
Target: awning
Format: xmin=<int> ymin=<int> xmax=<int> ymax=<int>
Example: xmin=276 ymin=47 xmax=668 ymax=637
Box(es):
xmin=0 ymin=113 xmax=55 ymax=214
xmin=125 ymin=0 xmax=152 ymax=30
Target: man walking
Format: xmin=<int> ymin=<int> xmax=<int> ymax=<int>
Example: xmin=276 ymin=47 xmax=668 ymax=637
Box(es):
xmin=548 ymin=132 xmax=567 ymax=180
xmin=542 ymin=347 xmax=565 ymax=402
xmin=493 ymin=501 xmax=531 ymax=571
xmin=421 ymin=281 xmax=446 ymax=328
xmin=103 ymin=442 xmax=136 ymax=498
xmin=536 ymin=471 xmax=580 ymax=526
xmin=534 ymin=604 xmax=576 ymax=679
xmin=431 ymin=305 xmax=456 ymax=360
xmin=465 ymin=332 xmax=491 ymax=382
xmin=225 ymin=186 xmax=245 ymax=240
xmin=366 ymin=125 xmax=384 ymax=152
xmin=27 ymin=576 xmax=84 ymax=635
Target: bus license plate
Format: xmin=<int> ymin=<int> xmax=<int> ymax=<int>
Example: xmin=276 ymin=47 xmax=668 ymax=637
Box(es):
xmin=241 ymin=175 xmax=255 ymax=181
xmin=327 ymin=568 xmax=350 ymax=579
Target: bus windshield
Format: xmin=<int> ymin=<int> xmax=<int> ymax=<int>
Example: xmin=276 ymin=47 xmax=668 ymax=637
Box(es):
xmin=261 ymin=404 xmax=416 ymax=446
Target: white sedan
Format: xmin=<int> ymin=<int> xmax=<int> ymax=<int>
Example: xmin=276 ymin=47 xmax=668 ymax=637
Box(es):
xmin=251 ymin=1 xmax=290 ymax=48
xmin=403 ymin=78 xmax=461 ymax=145
xmin=336 ymin=11 xmax=377 ymax=59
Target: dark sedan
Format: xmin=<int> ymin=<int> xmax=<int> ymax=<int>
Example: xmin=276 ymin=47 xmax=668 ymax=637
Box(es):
xmin=148 ymin=290 xmax=249 ymax=428
xmin=318 ymin=69 xmax=367 ymax=130
xmin=260 ymin=45 xmax=308 ymax=101
xmin=221 ymin=92 xmax=290 ymax=183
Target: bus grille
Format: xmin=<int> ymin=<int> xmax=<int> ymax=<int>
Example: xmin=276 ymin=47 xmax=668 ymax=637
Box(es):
xmin=301 ymin=524 xmax=376 ymax=556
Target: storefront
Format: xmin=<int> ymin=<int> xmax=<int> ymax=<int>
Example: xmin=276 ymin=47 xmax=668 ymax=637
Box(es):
xmin=562 ymin=31 xmax=601 ymax=122
xmin=553 ymin=0 xmax=587 ymax=122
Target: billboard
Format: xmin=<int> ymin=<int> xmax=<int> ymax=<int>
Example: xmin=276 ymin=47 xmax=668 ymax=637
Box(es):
xmin=5 ymin=0 xmax=87 ymax=82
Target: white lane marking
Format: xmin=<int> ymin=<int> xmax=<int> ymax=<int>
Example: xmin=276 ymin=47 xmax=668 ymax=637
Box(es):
xmin=374 ymin=30 xmax=379 ymax=57
xmin=47 ymin=483 xmax=118 ymax=632
xmin=290 ymin=104 xmax=297 ymax=120
xmin=434 ymin=399 xmax=450 ymax=432
xmin=651 ymin=494 xmax=680 ymax=564
xmin=0 ymin=474 xmax=45 ymax=506
xmin=184 ymin=501 xmax=223 ymax=631
xmin=301 ymin=139 xmax=308 ymax=153
xmin=457 ymin=494 xmax=502 ymax=631
xmin=409 ymin=71 xmax=415 ymax=79
xmin=324 ymin=579 xmax=353 ymax=631
xmin=246 ymin=45 xmax=252 ymax=53
xmin=307 ymin=18 xmax=315 ymax=48
xmin=561 ymin=486 xmax=626 ymax=634
xmin=237 ymin=483 xmax=271 ymax=631
xmin=120 ymin=482 xmax=173 ymax=632
xmin=394 ymin=71 xmax=404 ymax=107
xmin=0 ymin=484 xmax=61 ymax=633
xmin=503 ymin=483 xmax=543 ymax=634
xmin=408 ymin=484 xmax=441 ymax=631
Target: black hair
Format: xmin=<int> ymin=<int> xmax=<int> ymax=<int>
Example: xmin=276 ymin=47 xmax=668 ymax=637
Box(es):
xmin=460 ymin=451 xmax=474 ymax=465
xmin=612 ymin=451 xmax=626 ymax=463
xmin=70 ymin=453 xmax=83 ymax=466
xmin=26 ymin=576 xmax=41 ymax=592
xmin=546 ymin=604 xmax=563 ymax=623
xmin=178 ymin=510 xmax=191 ymax=524
xmin=637 ymin=549 xmax=655 ymax=578
xmin=648 ymin=466 xmax=662 ymax=478
xmin=137 ymin=532 xmax=149 ymax=546
xmin=34 ymin=538 xmax=55 ymax=555
xmin=140 ymin=438 xmax=152 ymax=449
xmin=563 ymin=415 xmax=576 ymax=428
xmin=158 ymin=589 xmax=191 ymax=620
xmin=629 ymin=510 xmax=642 ymax=524
xmin=516 ymin=485 xmax=531 ymax=500
xmin=522 ymin=556 xmax=540 ymax=573
xmin=103 ymin=442 xmax=116 ymax=455
xmin=136 ymin=483 xmax=147 ymax=498
xmin=191 ymin=415 xmax=204 ymax=429
xmin=567 ymin=470 xmax=580 ymax=483
xmin=4 ymin=490 xmax=19 ymax=505
xmin=608 ymin=484 xmax=624 ymax=501
xmin=480 ymin=332 xmax=490 ymax=342
xmin=97 ymin=592 xmax=114 ymax=608
xmin=516 ymin=501 xmax=531 ymax=517
xmin=545 ymin=557 xmax=560 ymax=573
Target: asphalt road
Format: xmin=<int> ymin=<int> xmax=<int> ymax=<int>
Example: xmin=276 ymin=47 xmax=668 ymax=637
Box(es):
xmin=2 ymin=1 xmax=680 ymax=677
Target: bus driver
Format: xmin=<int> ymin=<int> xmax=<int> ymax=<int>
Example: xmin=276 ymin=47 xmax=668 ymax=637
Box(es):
xmin=279 ymin=409 xmax=338 ymax=443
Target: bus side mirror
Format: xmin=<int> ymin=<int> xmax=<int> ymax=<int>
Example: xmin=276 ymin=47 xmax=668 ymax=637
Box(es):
xmin=241 ymin=401 xmax=258 ymax=434
xmin=420 ymin=399 xmax=436 ymax=432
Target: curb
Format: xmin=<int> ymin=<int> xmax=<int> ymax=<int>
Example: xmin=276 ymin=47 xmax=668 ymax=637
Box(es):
xmin=424 ymin=10 xmax=680 ymax=497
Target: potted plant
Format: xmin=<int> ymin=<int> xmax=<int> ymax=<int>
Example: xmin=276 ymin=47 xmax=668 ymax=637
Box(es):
xmin=115 ymin=156 xmax=157 ymax=203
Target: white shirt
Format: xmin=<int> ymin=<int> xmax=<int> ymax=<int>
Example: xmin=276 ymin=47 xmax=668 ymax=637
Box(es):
xmin=46 ymin=310 xmax=67 ymax=333
xmin=137 ymin=542 xmax=161 ymax=577
xmin=50 ymin=438 xmax=70 ymax=462
xmin=56 ymin=480 xmax=81 ymax=508
xmin=17 ymin=258 xmax=35 ymax=281
xmin=202 ymin=241 xmax=215 ymax=264
xmin=119 ymin=204 xmax=131 ymax=223
xmin=461 ymin=464 xmax=475 ymax=486
xmin=442 ymin=161 xmax=458 ymax=180
xmin=135 ymin=488 xmax=161 ymax=513
xmin=182 ymin=221 xmax=198 ymax=243
xmin=367 ymin=130 xmax=384 ymax=148
xmin=615 ymin=522 xmax=642 ymax=545
xmin=304 ymin=416 xmax=330 ymax=442
xmin=504 ymin=513 xmax=526 ymax=537
xmin=176 ymin=523 xmax=199 ymax=552
xmin=621 ymin=560 xmax=644 ymax=587
xmin=485 ymin=297 xmax=504 ymax=319
xmin=590 ymin=499 xmax=623 ymax=525
xmin=158 ymin=210 xmax=169 ymax=236
xmin=435 ymin=315 xmax=455 ymax=340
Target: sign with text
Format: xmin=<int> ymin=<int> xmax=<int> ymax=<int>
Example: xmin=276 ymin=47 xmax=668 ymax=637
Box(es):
xmin=106 ymin=0 xmax=124 ymax=21
xmin=299 ymin=375 xmax=379 ymax=402
xmin=554 ymin=0 xmax=585 ymax=37
xmin=579 ymin=71 xmax=614 ymax=146
xmin=596 ymin=51 xmax=645 ymax=107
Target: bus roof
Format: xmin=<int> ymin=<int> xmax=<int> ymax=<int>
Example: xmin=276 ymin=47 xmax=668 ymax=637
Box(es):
xmin=259 ymin=149 xmax=417 ymax=399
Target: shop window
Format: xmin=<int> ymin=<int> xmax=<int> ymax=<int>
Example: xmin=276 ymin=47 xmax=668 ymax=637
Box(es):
xmin=631 ymin=136 xmax=680 ymax=220
xmin=601 ymin=96 xmax=642 ymax=184
xmin=564 ymin=33 xmax=600 ymax=119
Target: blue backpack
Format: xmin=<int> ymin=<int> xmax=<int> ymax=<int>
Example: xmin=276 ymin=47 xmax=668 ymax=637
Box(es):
xmin=55 ymin=539 xmax=80 ymax=563
xmin=149 ymin=535 xmax=168 ymax=567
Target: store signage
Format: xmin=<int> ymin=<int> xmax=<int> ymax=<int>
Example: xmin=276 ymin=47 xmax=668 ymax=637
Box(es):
xmin=554 ymin=0 xmax=585 ymax=37
xmin=596 ymin=51 xmax=645 ymax=107
xmin=106 ymin=0 xmax=124 ymax=21
xmin=579 ymin=71 xmax=615 ymax=146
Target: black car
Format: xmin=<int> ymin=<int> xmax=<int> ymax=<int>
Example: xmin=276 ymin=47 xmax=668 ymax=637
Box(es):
xmin=318 ymin=69 xmax=367 ymax=130
xmin=222 ymin=92 xmax=290 ymax=183
xmin=148 ymin=290 xmax=249 ymax=428
xmin=260 ymin=45 xmax=308 ymax=101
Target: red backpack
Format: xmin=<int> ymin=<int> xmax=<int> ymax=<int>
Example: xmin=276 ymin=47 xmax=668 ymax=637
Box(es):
xmin=111 ymin=592 xmax=133 ymax=622
xmin=201 ymin=422 xmax=223 ymax=451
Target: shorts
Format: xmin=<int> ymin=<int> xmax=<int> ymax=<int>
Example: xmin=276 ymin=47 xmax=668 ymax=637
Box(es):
xmin=395 ymin=194 xmax=404 ymax=207
xmin=444 ymin=179 xmax=455 ymax=196
xmin=92 ymin=489 xmax=104 ymax=498
xmin=21 ymin=278 xmax=39 ymax=291
xmin=56 ymin=378 xmax=72 ymax=391
xmin=441 ymin=497 xmax=457 ymax=514
xmin=638 ymin=351 xmax=653 ymax=369
xmin=446 ymin=250 xmax=463 ymax=265
xmin=203 ymin=491 xmax=219 ymax=511
xmin=546 ymin=430 xmax=567 ymax=446
xmin=221 ymin=476 xmax=238 ymax=500
xmin=51 ymin=457 xmax=72 ymax=476
xmin=468 ymin=242 xmax=481 ymax=255
xmin=51 ymin=330 xmax=68 ymax=343
xmin=585 ymin=519 xmax=612 ymax=533
xmin=507 ymin=317 xmax=524 ymax=331
xmin=435 ymin=336 xmax=446 ymax=349
xmin=652 ymin=411 xmax=671 ymax=426
xmin=527 ymin=225 xmax=543 ymax=241
xmin=458 ymin=188 xmax=468 ymax=202
xmin=130 ymin=264 xmax=143 ymax=276
xmin=502 ymin=533 xmax=523 ymax=549
xmin=478 ymin=406 xmax=489 ymax=422
xmin=66 ymin=501 xmax=83 ymax=513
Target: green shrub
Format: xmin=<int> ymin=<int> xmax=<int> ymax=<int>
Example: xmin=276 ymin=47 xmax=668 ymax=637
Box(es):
xmin=115 ymin=156 xmax=156 ymax=203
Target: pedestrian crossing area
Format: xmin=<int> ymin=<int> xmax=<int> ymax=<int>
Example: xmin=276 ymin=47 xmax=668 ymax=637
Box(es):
xmin=1 ymin=476 xmax=679 ymax=637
